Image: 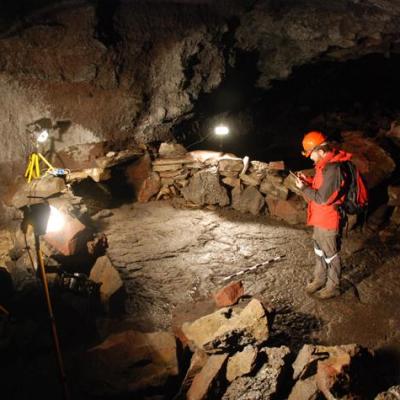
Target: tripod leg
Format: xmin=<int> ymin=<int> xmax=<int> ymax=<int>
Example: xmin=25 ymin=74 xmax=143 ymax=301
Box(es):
xmin=27 ymin=158 xmax=35 ymax=183
xmin=25 ymin=155 xmax=32 ymax=178
xmin=34 ymin=154 xmax=40 ymax=179
xmin=35 ymin=235 xmax=69 ymax=400
xmin=38 ymin=152 xmax=55 ymax=170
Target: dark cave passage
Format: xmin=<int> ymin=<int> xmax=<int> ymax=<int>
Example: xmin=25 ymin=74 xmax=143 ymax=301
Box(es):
xmin=1 ymin=1 xmax=400 ymax=399
xmin=174 ymin=52 xmax=400 ymax=170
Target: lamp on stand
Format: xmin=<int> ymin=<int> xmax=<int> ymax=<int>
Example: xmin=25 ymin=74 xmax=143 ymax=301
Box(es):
xmin=22 ymin=203 xmax=70 ymax=400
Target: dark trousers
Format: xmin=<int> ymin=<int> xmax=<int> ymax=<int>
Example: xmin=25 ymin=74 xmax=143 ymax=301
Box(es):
xmin=312 ymin=227 xmax=342 ymax=289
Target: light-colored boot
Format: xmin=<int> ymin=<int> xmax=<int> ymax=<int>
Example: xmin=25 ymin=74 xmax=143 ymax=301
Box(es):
xmin=305 ymin=279 xmax=325 ymax=294
xmin=316 ymin=286 xmax=340 ymax=299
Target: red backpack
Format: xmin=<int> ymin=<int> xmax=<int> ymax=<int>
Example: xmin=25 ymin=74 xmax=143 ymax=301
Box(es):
xmin=339 ymin=161 xmax=368 ymax=215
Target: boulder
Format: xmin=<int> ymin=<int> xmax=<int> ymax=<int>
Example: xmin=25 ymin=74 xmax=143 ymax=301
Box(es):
xmin=95 ymin=148 xmax=143 ymax=169
xmin=340 ymin=131 xmax=395 ymax=188
xmin=66 ymin=168 xmax=111 ymax=183
xmin=126 ymin=153 xmax=152 ymax=192
xmin=266 ymin=196 xmax=307 ymax=225
xmin=388 ymin=185 xmax=400 ymax=207
xmin=222 ymin=177 xmax=241 ymax=187
xmin=290 ymin=344 xmax=373 ymax=400
xmin=138 ymin=172 xmax=161 ymax=202
xmin=204 ymin=299 xmax=269 ymax=353
xmin=218 ymin=158 xmax=244 ymax=176
xmin=187 ymin=354 xmax=228 ymax=400
xmin=182 ymin=307 xmax=239 ymax=351
xmin=177 ymin=350 xmax=209 ymax=397
xmin=158 ymin=142 xmax=187 ymax=158
xmin=240 ymin=172 xmax=262 ymax=186
xmin=260 ymin=180 xmax=289 ymax=200
xmin=288 ymin=376 xmax=319 ymax=400
xmin=214 ymin=281 xmax=244 ymax=308
xmin=181 ymin=168 xmax=229 ymax=207
xmin=81 ymin=330 xmax=178 ymax=397
xmin=226 ymin=345 xmax=258 ymax=382
xmin=89 ymin=255 xmax=123 ymax=305
xmin=223 ymin=346 xmax=290 ymax=400
xmin=43 ymin=212 xmax=90 ymax=256
xmin=182 ymin=299 xmax=269 ymax=353
xmin=153 ymin=163 xmax=184 ymax=172
xmin=375 ymin=385 xmax=400 ymax=400
xmin=232 ymin=186 xmax=265 ymax=215
xmin=249 ymin=160 xmax=269 ymax=177
xmin=12 ymin=177 xmax=66 ymax=209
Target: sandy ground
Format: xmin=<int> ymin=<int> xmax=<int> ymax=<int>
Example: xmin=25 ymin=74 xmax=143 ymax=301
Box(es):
xmin=98 ymin=200 xmax=400 ymax=359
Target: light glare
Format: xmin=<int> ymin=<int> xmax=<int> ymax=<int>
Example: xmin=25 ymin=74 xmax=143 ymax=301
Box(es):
xmin=214 ymin=125 xmax=229 ymax=136
xmin=46 ymin=206 xmax=65 ymax=233
xmin=36 ymin=130 xmax=49 ymax=143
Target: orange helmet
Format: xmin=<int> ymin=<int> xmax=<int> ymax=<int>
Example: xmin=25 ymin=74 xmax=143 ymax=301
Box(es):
xmin=302 ymin=131 xmax=327 ymax=157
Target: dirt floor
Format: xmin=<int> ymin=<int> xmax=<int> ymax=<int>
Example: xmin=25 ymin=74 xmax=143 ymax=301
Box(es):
xmin=97 ymin=200 xmax=400 ymax=365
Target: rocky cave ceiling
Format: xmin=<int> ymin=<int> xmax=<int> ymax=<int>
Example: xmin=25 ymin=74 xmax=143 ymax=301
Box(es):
xmin=0 ymin=0 xmax=400 ymax=181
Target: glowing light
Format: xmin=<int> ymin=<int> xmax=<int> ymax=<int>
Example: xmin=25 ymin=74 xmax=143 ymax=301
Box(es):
xmin=214 ymin=125 xmax=229 ymax=136
xmin=36 ymin=129 xmax=49 ymax=143
xmin=46 ymin=206 xmax=65 ymax=233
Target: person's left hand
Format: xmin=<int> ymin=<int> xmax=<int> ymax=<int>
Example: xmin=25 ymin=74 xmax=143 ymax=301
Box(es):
xmin=295 ymin=175 xmax=306 ymax=190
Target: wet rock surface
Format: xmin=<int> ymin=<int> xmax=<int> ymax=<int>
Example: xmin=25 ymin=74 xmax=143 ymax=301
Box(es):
xmin=101 ymin=200 xmax=400 ymax=356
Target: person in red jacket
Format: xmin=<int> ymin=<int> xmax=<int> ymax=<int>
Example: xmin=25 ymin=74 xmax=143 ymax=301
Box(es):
xmin=294 ymin=131 xmax=352 ymax=299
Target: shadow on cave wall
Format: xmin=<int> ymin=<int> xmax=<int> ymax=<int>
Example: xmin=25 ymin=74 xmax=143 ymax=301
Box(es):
xmin=173 ymin=51 xmax=400 ymax=171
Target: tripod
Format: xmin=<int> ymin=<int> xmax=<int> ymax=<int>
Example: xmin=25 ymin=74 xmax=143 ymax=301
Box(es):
xmin=24 ymin=152 xmax=55 ymax=183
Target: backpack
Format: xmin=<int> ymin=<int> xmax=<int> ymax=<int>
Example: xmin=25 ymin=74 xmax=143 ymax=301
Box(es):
xmin=338 ymin=161 xmax=368 ymax=215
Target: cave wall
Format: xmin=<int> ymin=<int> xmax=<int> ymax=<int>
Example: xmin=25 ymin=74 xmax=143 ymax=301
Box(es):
xmin=1 ymin=0 xmax=400 ymax=190
xmin=0 ymin=1 xmax=232 ymax=168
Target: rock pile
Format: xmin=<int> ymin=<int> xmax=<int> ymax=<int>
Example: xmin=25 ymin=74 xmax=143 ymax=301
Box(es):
xmin=126 ymin=133 xmax=398 ymax=230
xmin=79 ymin=281 xmax=381 ymax=400
xmin=129 ymin=143 xmax=307 ymax=225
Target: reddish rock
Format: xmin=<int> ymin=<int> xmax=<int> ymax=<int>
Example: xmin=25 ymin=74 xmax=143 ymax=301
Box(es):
xmin=340 ymin=131 xmax=395 ymax=188
xmin=43 ymin=213 xmax=89 ymax=256
xmin=187 ymin=354 xmax=228 ymax=400
xmin=138 ymin=172 xmax=161 ymax=202
xmin=82 ymin=330 xmax=178 ymax=396
xmin=89 ymin=255 xmax=123 ymax=304
xmin=126 ymin=153 xmax=152 ymax=194
xmin=177 ymin=350 xmax=209 ymax=397
xmin=266 ymin=196 xmax=307 ymax=225
xmin=213 ymin=281 xmax=244 ymax=308
xmin=268 ymin=160 xmax=285 ymax=170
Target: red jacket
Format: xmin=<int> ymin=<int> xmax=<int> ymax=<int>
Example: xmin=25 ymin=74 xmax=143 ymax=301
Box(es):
xmin=302 ymin=150 xmax=352 ymax=230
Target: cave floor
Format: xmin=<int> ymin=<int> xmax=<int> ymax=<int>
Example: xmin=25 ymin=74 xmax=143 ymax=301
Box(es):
xmin=99 ymin=200 xmax=400 ymax=356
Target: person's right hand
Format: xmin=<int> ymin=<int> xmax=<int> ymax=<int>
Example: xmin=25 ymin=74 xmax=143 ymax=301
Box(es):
xmin=297 ymin=172 xmax=307 ymax=181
